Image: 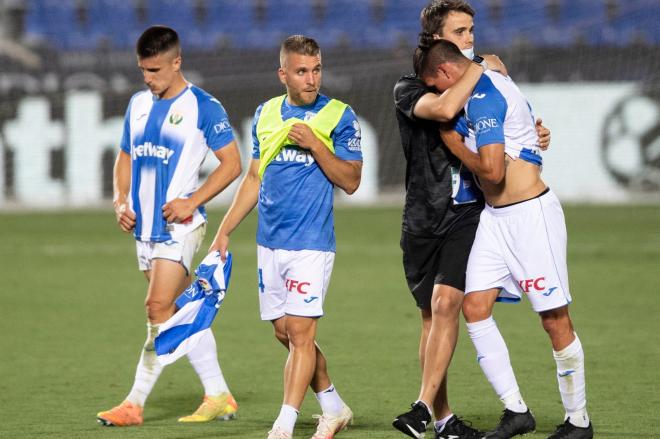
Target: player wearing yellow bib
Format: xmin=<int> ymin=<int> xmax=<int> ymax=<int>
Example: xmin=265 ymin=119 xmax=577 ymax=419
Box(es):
xmin=209 ymin=35 xmax=363 ymax=439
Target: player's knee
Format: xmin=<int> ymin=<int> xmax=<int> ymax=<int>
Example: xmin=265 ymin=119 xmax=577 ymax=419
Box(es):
xmin=287 ymin=330 xmax=315 ymax=351
xmin=431 ymin=291 xmax=463 ymax=319
xmin=145 ymin=297 xmax=173 ymax=321
xmin=540 ymin=308 xmax=573 ymax=336
xmin=462 ymin=294 xmax=490 ymax=321
xmin=274 ymin=328 xmax=289 ymax=346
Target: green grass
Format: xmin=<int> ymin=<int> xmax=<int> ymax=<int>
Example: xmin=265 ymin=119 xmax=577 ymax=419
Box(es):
xmin=1 ymin=205 xmax=658 ymax=438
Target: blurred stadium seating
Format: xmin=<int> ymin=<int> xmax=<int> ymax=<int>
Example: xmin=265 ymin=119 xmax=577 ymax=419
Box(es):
xmin=0 ymin=0 xmax=659 ymax=207
xmin=18 ymin=0 xmax=660 ymax=51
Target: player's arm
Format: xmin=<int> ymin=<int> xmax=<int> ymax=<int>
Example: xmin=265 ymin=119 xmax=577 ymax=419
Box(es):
xmin=162 ymin=141 xmax=242 ymax=223
xmin=112 ymin=149 xmax=136 ymax=232
xmin=209 ymin=158 xmax=261 ymax=260
xmin=440 ymin=129 xmax=505 ymax=184
xmin=413 ymin=55 xmax=504 ymax=122
xmin=288 ymin=123 xmax=362 ymax=194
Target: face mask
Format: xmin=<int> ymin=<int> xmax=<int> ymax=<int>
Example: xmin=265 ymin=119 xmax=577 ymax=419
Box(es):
xmin=461 ymin=47 xmax=475 ymax=60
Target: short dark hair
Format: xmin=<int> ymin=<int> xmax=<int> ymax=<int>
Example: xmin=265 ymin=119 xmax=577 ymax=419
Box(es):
xmin=414 ymin=39 xmax=469 ymax=79
xmin=136 ymin=25 xmax=180 ymax=58
xmin=280 ymin=35 xmax=321 ymax=66
xmin=419 ymin=0 xmax=475 ymax=46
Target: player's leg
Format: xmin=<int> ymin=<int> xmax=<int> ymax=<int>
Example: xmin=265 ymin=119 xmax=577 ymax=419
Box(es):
xmin=271 ymin=318 xmax=352 ymax=439
xmin=175 ymin=225 xmax=237 ymax=422
xmin=420 ymin=284 xmax=484 ymax=439
xmin=463 ymin=210 xmax=535 ymax=438
xmin=538 ymin=306 xmax=591 ymax=438
xmin=263 ymin=248 xmax=349 ymax=438
xmin=420 ymin=286 xmax=458 ymax=414
xmin=272 ymin=319 xmax=346 ymax=409
xmin=524 ymin=191 xmax=592 ymax=438
xmin=393 ymin=233 xmax=439 ymax=437
xmin=179 ymin=329 xmax=238 ymax=422
xmin=463 ymin=288 xmax=536 ymax=439
xmin=419 ymin=307 xmax=449 ymax=419
xmin=283 ymin=316 xmax=318 ymax=408
xmin=97 ymin=254 xmax=187 ymax=426
xmin=395 ymin=225 xmax=483 ymax=438
xmin=268 ymin=315 xmax=318 ymax=437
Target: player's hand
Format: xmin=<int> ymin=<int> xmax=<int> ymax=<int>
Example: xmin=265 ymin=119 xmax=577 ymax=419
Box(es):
xmin=288 ymin=123 xmax=322 ymax=152
xmin=482 ymin=54 xmax=508 ymax=76
xmin=113 ymin=201 xmax=136 ymax=233
xmin=536 ymin=118 xmax=551 ymax=150
xmin=162 ymin=198 xmax=196 ymax=223
xmin=209 ymin=232 xmax=230 ymax=262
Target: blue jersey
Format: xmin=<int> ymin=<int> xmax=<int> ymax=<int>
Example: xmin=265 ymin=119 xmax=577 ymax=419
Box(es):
xmin=120 ymin=84 xmax=235 ymax=242
xmin=251 ymin=94 xmax=362 ymax=252
xmin=455 ymin=71 xmax=542 ymax=166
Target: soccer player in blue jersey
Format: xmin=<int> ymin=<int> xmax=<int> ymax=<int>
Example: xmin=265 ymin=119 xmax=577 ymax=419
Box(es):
xmin=420 ymin=39 xmax=594 ymax=439
xmin=209 ymin=35 xmax=362 ymax=439
xmin=97 ymin=26 xmax=242 ymax=427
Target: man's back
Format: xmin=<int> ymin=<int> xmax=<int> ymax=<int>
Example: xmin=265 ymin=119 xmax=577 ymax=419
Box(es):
xmin=394 ymin=74 xmax=482 ymax=237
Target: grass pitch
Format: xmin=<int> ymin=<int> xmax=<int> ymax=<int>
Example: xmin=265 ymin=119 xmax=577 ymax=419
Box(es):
xmin=1 ymin=205 xmax=658 ymax=438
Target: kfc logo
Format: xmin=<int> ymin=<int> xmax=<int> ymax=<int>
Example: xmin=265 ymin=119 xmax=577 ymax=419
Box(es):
xmin=286 ymin=278 xmax=311 ymax=294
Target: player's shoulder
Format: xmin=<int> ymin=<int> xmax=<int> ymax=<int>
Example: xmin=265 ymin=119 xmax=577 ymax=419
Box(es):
xmin=470 ymin=73 xmax=507 ymax=107
xmin=339 ymin=104 xmax=358 ymax=126
xmin=319 ymin=94 xmax=357 ymax=127
xmin=478 ymin=72 xmax=512 ymax=98
xmin=188 ymin=84 xmax=226 ymax=112
xmin=128 ymin=89 xmax=151 ymax=107
xmin=394 ymin=74 xmax=425 ymax=94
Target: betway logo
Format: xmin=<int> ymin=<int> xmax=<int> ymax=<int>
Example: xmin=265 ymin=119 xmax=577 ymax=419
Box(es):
xmin=274 ymin=148 xmax=315 ymax=166
xmin=132 ymin=142 xmax=176 ymax=164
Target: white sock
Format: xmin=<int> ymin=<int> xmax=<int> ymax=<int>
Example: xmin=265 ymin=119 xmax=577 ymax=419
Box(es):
xmin=126 ymin=322 xmax=163 ymax=407
xmin=273 ymin=404 xmax=298 ymax=434
xmin=187 ymin=329 xmax=230 ymax=396
xmin=554 ymin=334 xmax=590 ymax=428
xmin=315 ymin=384 xmax=345 ymax=417
xmin=467 ymin=316 xmax=528 ymax=413
xmin=434 ymin=413 xmax=454 ymax=432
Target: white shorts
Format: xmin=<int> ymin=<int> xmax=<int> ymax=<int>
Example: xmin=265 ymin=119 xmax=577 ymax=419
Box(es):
xmin=257 ymin=245 xmax=335 ymax=321
xmin=465 ymin=190 xmax=572 ymax=312
xmin=136 ymin=223 xmax=206 ymax=275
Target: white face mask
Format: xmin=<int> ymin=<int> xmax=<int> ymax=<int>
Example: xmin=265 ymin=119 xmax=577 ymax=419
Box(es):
xmin=461 ymin=47 xmax=475 ymax=60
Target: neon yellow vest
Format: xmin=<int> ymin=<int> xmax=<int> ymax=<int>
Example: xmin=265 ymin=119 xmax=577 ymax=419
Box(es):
xmin=255 ymin=95 xmax=348 ymax=178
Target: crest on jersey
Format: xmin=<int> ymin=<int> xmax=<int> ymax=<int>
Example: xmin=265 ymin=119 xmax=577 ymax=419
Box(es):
xmin=352 ymin=120 xmax=361 ymax=138
xmin=198 ymin=277 xmax=212 ymax=292
xmin=169 ymin=111 xmax=184 ymax=125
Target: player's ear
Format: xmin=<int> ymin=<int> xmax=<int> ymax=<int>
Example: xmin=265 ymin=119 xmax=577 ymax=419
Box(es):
xmin=171 ymin=52 xmax=182 ymax=72
xmin=277 ymin=67 xmax=286 ymax=86
xmin=438 ymin=63 xmax=450 ymax=79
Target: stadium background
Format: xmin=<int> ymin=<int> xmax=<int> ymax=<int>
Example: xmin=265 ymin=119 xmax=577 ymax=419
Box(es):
xmin=1 ymin=1 xmax=659 ymax=438
xmin=1 ymin=0 xmax=660 ymax=206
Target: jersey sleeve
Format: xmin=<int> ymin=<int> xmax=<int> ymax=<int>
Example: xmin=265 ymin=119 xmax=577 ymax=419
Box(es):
xmin=119 ymin=102 xmax=131 ymax=153
xmin=393 ymin=76 xmax=430 ymax=122
xmin=452 ymin=114 xmax=470 ymax=138
xmin=251 ymin=104 xmax=264 ymax=160
xmin=198 ymin=97 xmax=235 ymax=151
xmin=468 ymin=92 xmax=507 ymax=149
xmin=332 ymin=106 xmax=362 ymax=161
